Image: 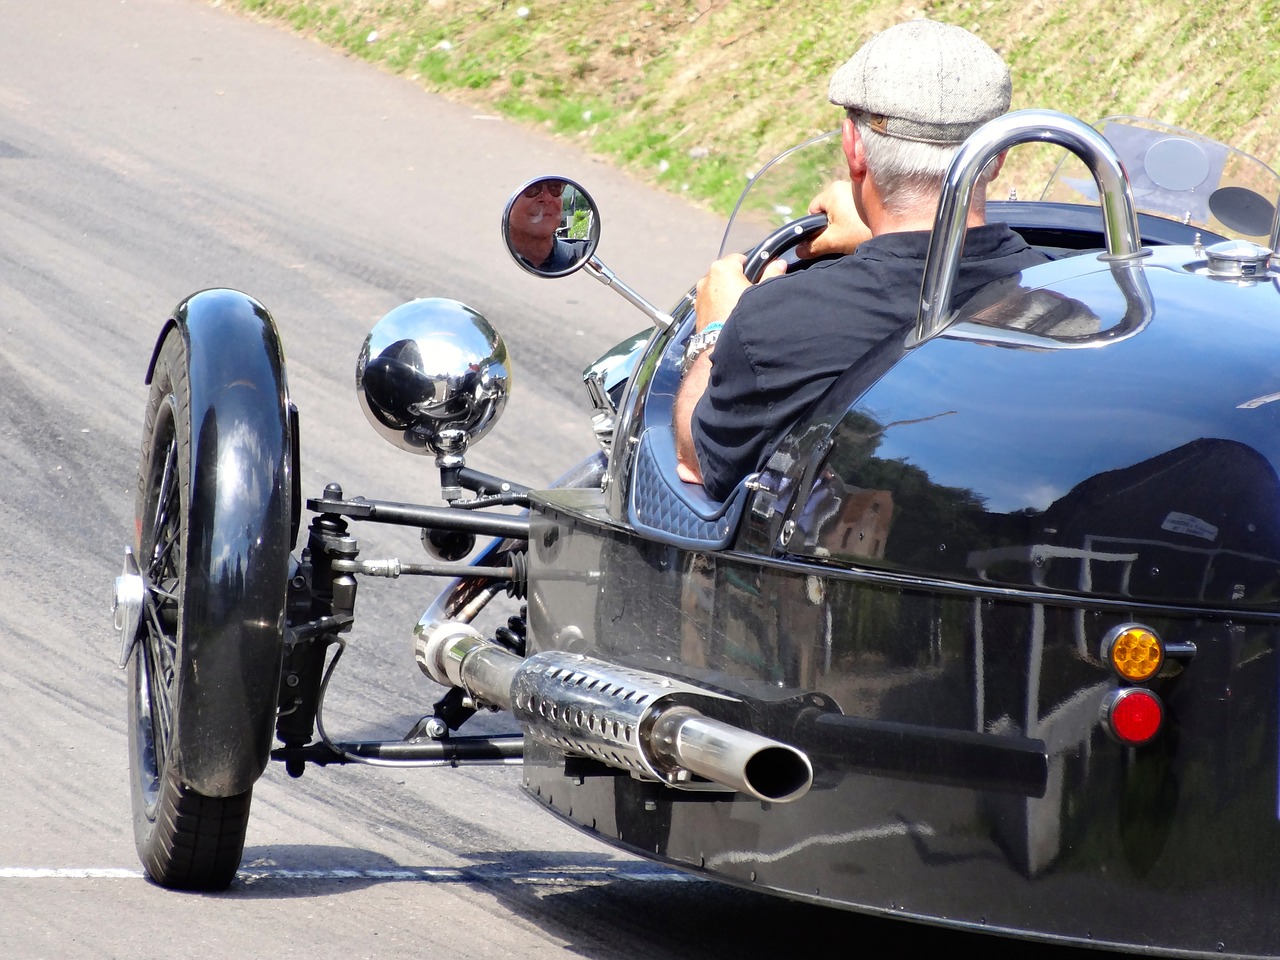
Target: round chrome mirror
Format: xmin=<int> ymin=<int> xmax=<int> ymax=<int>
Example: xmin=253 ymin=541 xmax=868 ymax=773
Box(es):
xmin=356 ymin=298 xmax=511 ymax=456
xmin=503 ymin=177 xmax=600 ymax=278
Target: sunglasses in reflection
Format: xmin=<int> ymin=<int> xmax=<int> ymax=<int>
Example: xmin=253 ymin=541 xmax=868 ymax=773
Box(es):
xmin=522 ymin=181 xmax=566 ymax=199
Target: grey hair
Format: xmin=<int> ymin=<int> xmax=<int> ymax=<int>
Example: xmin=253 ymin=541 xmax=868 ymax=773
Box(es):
xmin=849 ymin=110 xmax=994 ymax=214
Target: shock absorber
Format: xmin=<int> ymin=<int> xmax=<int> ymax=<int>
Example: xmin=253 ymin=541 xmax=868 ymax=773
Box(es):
xmin=276 ymin=483 xmax=360 ymax=777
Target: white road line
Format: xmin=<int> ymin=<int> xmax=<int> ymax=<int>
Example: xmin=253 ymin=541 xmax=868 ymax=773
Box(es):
xmin=1 ymin=869 xmax=143 ymax=879
xmin=0 ymin=866 xmax=700 ymax=883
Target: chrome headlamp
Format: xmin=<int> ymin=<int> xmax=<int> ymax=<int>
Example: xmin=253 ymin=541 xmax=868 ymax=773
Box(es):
xmin=356 ymin=298 xmax=512 ymax=458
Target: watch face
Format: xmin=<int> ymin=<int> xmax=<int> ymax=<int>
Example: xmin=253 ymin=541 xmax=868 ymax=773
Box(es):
xmin=683 ymin=328 xmax=721 ymax=372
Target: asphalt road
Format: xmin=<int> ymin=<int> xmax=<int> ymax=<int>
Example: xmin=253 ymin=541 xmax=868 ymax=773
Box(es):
xmin=0 ymin=2 xmax=1093 ymax=958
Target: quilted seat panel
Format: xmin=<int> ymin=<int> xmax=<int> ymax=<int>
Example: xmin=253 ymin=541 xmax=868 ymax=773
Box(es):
xmin=627 ymin=427 xmax=748 ymax=549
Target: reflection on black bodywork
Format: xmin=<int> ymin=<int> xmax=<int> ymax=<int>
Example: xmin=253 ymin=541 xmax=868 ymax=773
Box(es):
xmin=798 ymin=409 xmax=1280 ymax=611
xmin=966 ymin=285 xmax=1104 ymax=339
xmin=526 ymin=486 xmax=1280 ymax=952
xmin=800 ymin=408 xmax=987 ymax=578
xmin=782 ymin=268 xmax=1280 ymax=610
xmin=998 ymin=437 xmax=1280 ymax=605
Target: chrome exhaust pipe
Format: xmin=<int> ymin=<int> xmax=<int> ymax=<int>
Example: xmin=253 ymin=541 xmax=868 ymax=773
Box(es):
xmin=646 ymin=706 xmax=812 ymax=804
xmin=416 ymin=626 xmax=812 ymax=803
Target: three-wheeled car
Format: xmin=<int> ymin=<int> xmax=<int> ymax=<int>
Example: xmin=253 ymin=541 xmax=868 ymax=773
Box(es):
xmin=114 ymin=109 xmax=1280 ymax=958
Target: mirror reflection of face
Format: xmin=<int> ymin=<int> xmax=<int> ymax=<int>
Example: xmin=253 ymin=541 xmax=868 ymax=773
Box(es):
xmin=510 ymin=179 xmax=565 ymax=241
xmin=504 ymin=176 xmax=599 ymax=278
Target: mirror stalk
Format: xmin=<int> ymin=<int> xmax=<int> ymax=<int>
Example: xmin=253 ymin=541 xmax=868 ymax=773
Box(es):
xmin=583 ymin=257 xmax=674 ymax=330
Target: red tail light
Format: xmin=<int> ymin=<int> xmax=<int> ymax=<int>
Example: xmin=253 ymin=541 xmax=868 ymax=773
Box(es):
xmin=1100 ymin=687 xmax=1164 ymax=745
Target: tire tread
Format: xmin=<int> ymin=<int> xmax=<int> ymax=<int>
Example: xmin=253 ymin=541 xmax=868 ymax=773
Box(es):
xmin=142 ymin=771 xmax=251 ymax=891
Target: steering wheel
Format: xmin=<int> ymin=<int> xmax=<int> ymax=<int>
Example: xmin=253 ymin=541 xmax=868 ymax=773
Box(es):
xmin=665 ymin=212 xmax=831 ymax=358
xmin=741 ymin=213 xmax=830 ymax=283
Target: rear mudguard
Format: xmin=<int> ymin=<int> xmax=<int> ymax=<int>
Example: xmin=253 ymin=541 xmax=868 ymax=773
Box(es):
xmin=147 ymin=289 xmax=295 ymax=797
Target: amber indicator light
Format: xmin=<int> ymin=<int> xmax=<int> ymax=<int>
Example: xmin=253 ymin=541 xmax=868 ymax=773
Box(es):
xmin=1103 ymin=623 xmax=1164 ymax=682
xmin=1101 ymin=687 xmax=1164 ymax=745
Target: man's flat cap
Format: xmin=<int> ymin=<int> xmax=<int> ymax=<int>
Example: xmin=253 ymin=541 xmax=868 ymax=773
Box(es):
xmin=829 ymin=19 xmax=1011 ymax=145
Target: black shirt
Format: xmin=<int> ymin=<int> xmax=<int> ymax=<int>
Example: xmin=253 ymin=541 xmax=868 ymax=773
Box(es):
xmin=527 ymin=237 xmax=589 ymax=274
xmin=691 ymin=224 xmax=1049 ymax=500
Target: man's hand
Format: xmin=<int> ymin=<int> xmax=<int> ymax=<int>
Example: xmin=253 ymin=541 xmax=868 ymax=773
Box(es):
xmin=796 ymin=180 xmax=871 ymax=259
xmin=693 ymin=253 xmax=786 ymax=331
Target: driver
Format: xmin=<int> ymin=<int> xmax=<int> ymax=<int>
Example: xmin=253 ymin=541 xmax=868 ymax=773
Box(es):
xmin=507 ymin=179 xmax=589 ymax=273
xmin=674 ymin=19 xmax=1050 ymax=500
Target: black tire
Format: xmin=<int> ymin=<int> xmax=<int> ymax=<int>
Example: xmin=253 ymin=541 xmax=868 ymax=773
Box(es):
xmin=127 ymin=332 xmax=252 ymax=891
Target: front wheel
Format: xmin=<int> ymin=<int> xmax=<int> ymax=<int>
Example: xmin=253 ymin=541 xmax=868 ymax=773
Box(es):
xmin=126 ymin=301 xmax=292 ymax=890
xmin=128 ymin=333 xmax=253 ymax=889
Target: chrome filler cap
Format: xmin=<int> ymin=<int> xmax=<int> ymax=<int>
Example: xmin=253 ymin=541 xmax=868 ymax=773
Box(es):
xmin=1204 ymin=238 xmax=1273 ymax=279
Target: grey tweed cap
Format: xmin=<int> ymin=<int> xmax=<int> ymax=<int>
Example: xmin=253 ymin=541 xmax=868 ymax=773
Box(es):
xmin=828 ymin=19 xmax=1011 ymax=145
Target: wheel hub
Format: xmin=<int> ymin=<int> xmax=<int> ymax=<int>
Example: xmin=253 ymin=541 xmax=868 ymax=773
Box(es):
xmin=113 ymin=546 xmax=146 ymax=668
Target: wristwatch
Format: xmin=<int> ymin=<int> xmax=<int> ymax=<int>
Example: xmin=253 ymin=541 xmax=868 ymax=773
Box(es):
xmin=682 ymin=321 xmax=724 ymax=372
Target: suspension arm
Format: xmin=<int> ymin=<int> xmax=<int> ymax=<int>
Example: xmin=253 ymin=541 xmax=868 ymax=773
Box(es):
xmin=307 ymin=488 xmax=529 ymax=540
xmin=330 ymin=558 xmax=516 ymax=579
xmin=271 ymin=734 xmax=523 ymax=767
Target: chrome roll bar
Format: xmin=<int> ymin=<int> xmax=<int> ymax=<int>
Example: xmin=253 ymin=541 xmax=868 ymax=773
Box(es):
xmin=913 ymin=109 xmax=1145 ymax=345
xmin=1271 ymin=193 xmax=1280 ymax=256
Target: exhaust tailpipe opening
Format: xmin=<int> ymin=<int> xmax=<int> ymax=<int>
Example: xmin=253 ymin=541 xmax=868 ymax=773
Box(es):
xmin=743 ymin=748 xmax=814 ymax=804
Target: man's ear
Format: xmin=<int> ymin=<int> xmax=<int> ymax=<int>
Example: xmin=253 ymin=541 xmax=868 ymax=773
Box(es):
xmin=842 ymin=117 xmax=868 ymax=181
xmin=985 ymin=149 xmax=1008 ymax=182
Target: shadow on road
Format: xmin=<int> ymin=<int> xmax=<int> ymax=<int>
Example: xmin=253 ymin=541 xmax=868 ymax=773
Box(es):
xmin=217 ymin=844 xmax=1088 ymax=960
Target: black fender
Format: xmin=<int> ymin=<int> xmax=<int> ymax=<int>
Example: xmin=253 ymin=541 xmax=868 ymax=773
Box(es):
xmin=149 ymin=289 xmax=295 ymax=797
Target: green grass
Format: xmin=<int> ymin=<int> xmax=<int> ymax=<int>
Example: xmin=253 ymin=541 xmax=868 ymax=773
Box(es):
xmin=227 ymin=0 xmax=1280 ymax=216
